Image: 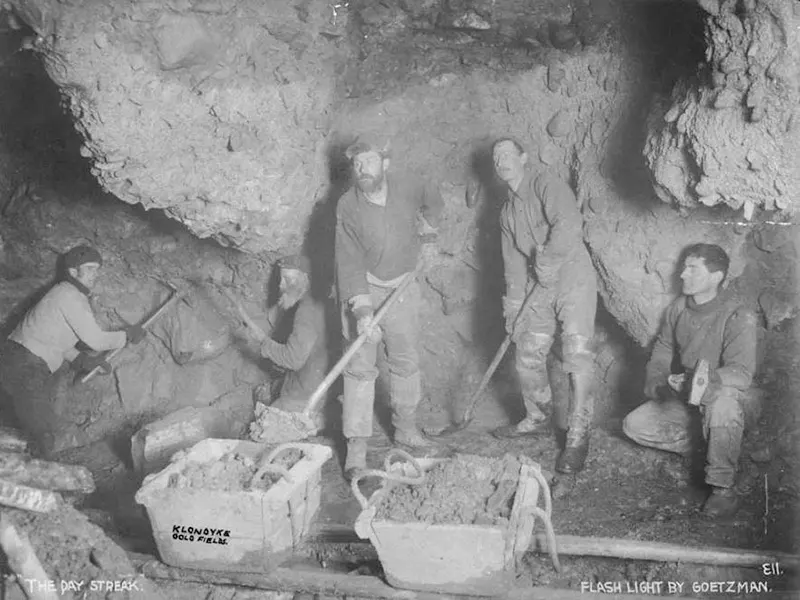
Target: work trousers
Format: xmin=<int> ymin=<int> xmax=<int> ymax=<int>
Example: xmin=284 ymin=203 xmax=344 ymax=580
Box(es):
xmin=0 ymin=340 xmax=56 ymax=454
xmin=623 ymin=386 xmax=764 ymax=488
xmin=341 ymin=279 xmax=420 ymax=439
xmin=513 ymin=267 xmax=597 ymax=433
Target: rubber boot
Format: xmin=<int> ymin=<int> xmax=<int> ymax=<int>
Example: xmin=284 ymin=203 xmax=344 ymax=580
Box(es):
xmin=549 ymin=355 xmax=571 ymax=446
xmin=341 ymin=377 xmax=375 ymax=440
xmin=702 ymin=486 xmax=739 ymax=518
xmin=344 ymin=437 xmax=368 ymax=482
xmin=492 ymin=367 xmax=552 ymax=439
xmin=556 ymin=371 xmax=594 ymax=474
xmin=390 ymin=372 xmax=439 ymax=450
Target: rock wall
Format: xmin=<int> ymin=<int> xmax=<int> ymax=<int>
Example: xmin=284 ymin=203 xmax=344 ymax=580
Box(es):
xmin=5 ymin=0 xmax=347 ymax=254
xmin=644 ymin=0 xmax=800 ymax=219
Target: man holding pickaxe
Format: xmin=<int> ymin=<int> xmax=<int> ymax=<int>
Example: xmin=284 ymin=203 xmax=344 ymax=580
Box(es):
xmin=492 ymin=138 xmax=598 ymax=476
xmin=0 ymin=245 xmax=145 ymax=454
xmin=623 ymin=244 xmax=761 ymax=518
xmin=335 ymin=133 xmax=444 ymax=479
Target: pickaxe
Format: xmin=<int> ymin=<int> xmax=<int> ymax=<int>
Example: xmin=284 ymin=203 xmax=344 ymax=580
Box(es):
xmin=80 ymin=281 xmax=182 ymax=384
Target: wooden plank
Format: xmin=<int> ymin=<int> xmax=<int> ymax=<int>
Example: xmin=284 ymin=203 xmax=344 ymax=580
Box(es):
xmin=0 ymin=453 xmax=94 ymax=493
xmin=135 ymin=557 xmax=693 ymax=600
xmin=534 ymin=534 xmax=800 ymax=570
xmin=309 ymin=525 xmax=800 ymax=570
xmin=0 ymin=512 xmax=64 ymax=600
xmin=0 ymin=481 xmax=60 ymax=513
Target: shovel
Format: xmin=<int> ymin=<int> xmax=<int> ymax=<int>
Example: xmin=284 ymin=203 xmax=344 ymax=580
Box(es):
xmin=427 ymin=285 xmax=537 ymax=438
xmin=80 ymin=282 xmax=182 ymax=384
xmin=251 ymin=266 xmax=421 ymax=444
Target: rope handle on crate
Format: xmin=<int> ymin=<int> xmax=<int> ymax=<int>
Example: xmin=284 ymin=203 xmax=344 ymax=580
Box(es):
xmin=514 ymin=466 xmax=561 ymax=572
xmin=351 ymin=449 xmax=426 ymax=510
xmin=250 ymin=443 xmax=309 ymax=487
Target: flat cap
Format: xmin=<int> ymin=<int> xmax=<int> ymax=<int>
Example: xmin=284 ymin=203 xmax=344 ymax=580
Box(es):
xmin=279 ymin=253 xmax=312 ymax=275
xmin=345 ymin=133 xmax=390 ymax=160
xmin=63 ymin=245 xmax=102 ymax=270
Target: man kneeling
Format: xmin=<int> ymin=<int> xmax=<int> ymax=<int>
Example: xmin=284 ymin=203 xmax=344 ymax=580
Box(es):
xmin=623 ymin=244 xmax=762 ymax=518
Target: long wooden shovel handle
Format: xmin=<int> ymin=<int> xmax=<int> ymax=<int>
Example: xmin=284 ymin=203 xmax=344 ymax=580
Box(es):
xmin=81 ymin=289 xmax=182 ymax=384
xmin=459 ymin=285 xmax=538 ymax=424
xmin=302 ymin=266 xmax=421 ymax=418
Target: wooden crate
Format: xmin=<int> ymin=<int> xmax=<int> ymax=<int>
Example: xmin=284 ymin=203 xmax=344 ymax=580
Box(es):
xmin=353 ymin=456 xmax=545 ymax=596
xmin=135 ymin=439 xmax=331 ymax=573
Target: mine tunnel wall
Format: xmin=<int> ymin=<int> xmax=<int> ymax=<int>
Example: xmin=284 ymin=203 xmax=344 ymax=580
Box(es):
xmin=0 ymin=0 xmax=798 ymax=458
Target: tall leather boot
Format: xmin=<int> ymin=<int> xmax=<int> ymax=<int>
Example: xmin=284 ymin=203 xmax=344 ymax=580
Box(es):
xmin=342 ymin=377 xmax=375 ymax=480
xmin=556 ymin=370 xmax=594 ymax=474
xmin=549 ymin=354 xmax=571 ymax=447
xmin=390 ymin=372 xmax=439 ymax=450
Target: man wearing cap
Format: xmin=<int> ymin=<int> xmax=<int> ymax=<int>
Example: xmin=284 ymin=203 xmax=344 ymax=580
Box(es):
xmin=492 ymin=137 xmax=598 ymax=476
xmin=251 ymin=254 xmax=332 ymax=429
xmin=0 ymin=245 xmax=144 ymax=451
xmin=335 ymin=133 xmax=444 ymax=479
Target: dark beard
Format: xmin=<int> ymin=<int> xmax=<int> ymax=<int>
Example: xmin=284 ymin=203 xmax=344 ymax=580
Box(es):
xmin=356 ymin=173 xmax=384 ymax=195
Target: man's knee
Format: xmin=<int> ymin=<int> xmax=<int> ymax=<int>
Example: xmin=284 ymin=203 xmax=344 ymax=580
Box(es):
xmin=706 ymin=387 xmax=744 ymax=429
xmin=622 ymin=404 xmax=649 ymax=442
xmin=561 ymin=333 xmax=593 ymax=374
xmin=343 ymin=347 xmax=378 ymax=381
xmin=516 ymin=332 xmax=552 ymax=370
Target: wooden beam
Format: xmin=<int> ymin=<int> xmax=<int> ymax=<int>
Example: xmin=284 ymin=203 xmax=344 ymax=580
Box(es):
xmin=0 ymin=453 xmax=94 ymax=494
xmin=309 ymin=525 xmax=800 ymax=570
xmin=135 ymin=558 xmax=690 ymax=600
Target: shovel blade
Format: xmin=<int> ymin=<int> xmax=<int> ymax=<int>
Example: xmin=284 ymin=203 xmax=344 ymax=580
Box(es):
xmin=425 ymin=419 xmax=471 ymax=438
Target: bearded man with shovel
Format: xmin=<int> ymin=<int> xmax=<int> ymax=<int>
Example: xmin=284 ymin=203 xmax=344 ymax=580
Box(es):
xmin=335 ymin=133 xmax=444 ymax=480
xmin=0 ymin=245 xmax=145 ymax=455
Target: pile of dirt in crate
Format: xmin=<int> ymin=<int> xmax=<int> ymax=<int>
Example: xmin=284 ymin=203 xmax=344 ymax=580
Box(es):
xmin=165 ymin=449 xmax=304 ymax=492
xmin=376 ymin=453 xmax=523 ymax=526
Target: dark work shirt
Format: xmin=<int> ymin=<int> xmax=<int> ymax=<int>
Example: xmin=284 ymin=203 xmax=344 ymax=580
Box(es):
xmin=335 ymin=172 xmax=444 ymax=301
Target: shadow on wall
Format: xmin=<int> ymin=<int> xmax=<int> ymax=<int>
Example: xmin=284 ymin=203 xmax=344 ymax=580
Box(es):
xmin=600 ymin=0 xmax=707 ymax=210
xmin=299 ymin=136 xmax=354 ymax=399
xmin=466 ymin=137 xmax=507 ymax=362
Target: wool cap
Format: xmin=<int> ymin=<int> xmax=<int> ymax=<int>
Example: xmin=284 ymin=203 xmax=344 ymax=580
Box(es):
xmin=279 ymin=253 xmax=311 ymax=275
xmin=63 ymin=245 xmax=102 ymax=270
xmin=345 ymin=133 xmax=390 ymax=160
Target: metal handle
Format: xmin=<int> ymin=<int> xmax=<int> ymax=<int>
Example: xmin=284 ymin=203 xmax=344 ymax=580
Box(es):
xmin=81 ymin=286 xmax=181 ymax=384
xmin=460 ymin=284 xmax=539 ymax=423
xmin=249 ymin=443 xmax=308 ymax=487
xmin=351 ymin=449 xmax=427 ymax=510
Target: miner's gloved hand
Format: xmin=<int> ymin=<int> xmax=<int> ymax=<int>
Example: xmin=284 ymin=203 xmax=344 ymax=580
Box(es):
xmin=667 ymin=373 xmax=687 ymax=393
xmin=71 ymin=352 xmax=112 ymax=376
xmin=353 ymin=305 xmax=382 ymax=344
xmin=125 ymin=324 xmax=147 ymax=345
xmin=644 ymin=377 xmax=667 ymax=401
xmin=502 ymin=296 xmax=524 ymax=336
